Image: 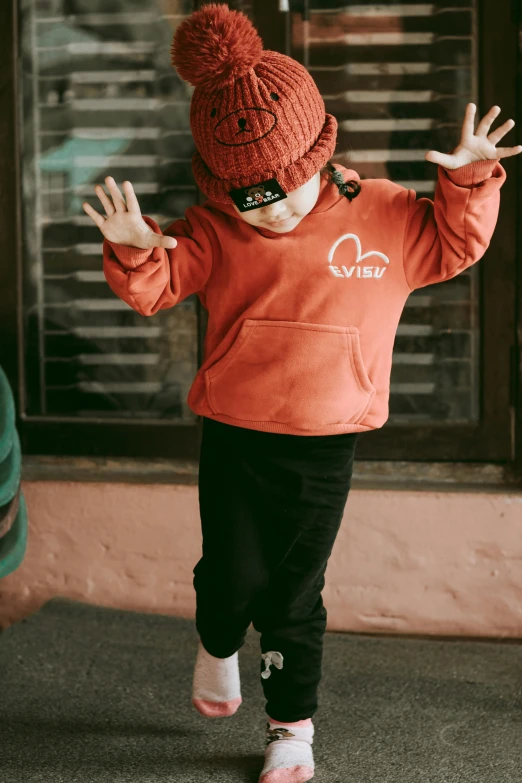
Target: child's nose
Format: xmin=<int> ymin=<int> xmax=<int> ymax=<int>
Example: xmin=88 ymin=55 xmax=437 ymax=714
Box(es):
xmin=263 ymin=201 xmax=287 ymax=217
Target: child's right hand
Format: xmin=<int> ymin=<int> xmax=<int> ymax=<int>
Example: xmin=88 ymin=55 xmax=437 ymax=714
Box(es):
xmin=82 ymin=176 xmax=178 ymax=250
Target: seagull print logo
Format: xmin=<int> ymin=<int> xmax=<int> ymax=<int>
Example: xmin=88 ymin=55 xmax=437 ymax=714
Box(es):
xmin=328 ymin=233 xmax=390 ymax=279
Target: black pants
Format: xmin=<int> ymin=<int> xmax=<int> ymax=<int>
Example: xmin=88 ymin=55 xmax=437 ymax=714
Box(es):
xmin=193 ymin=418 xmax=358 ymax=722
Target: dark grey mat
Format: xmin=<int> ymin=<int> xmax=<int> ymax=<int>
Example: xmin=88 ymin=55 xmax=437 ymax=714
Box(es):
xmin=0 ymin=598 xmax=521 ymax=782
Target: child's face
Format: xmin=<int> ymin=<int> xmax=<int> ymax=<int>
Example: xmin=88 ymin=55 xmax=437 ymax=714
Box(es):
xmin=231 ymin=171 xmax=321 ymax=233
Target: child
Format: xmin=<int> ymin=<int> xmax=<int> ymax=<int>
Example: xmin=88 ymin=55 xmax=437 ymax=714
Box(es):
xmin=83 ymin=5 xmax=519 ymax=782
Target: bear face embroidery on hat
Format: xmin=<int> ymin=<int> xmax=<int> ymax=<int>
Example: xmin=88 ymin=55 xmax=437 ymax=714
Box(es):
xmin=213 ymin=94 xmax=280 ymax=147
xmin=328 ymin=233 xmax=390 ymax=280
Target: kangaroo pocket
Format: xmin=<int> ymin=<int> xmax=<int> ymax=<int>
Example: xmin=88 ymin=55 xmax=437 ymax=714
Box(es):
xmin=204 ymin=320 xmax=376 ymax=430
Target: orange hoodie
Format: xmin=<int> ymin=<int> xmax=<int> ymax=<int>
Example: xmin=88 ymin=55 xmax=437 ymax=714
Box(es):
xmin=103 ymin=159 xmax=506 ymax=435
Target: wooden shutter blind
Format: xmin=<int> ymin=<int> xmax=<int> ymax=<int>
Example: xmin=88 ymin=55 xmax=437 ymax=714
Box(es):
xmin=20 ymin=0 xmax=200 ymax=422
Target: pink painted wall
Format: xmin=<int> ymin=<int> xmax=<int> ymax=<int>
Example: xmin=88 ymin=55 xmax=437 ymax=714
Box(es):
xmin=1 ymin=481 xmax=522 ymax=637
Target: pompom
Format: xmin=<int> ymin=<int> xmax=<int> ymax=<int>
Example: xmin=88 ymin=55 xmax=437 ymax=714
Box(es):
xmin=171 ymin=3 xmax=264 ymax=89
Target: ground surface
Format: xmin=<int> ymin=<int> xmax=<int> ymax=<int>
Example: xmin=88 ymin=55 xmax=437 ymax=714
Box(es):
xmin=0 ymin=598 xmax=520 ymax=782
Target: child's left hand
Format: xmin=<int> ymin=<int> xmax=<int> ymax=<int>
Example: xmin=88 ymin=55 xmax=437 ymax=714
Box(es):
xmin=425 ymin=103 xmax=522 ymax=169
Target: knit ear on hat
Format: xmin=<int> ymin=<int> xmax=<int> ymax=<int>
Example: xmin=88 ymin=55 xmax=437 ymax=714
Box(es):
xmin=171 ymin=3 xmax=264 ymax=90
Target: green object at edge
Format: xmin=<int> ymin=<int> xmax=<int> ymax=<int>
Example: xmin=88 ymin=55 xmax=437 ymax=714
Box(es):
xmin=0 ymin=365 xmax=15 ymax=465
xmin=0 ymin=492 xmax=28 ymax=579
xmin=0 ymin=429 xmax=22 ymax=508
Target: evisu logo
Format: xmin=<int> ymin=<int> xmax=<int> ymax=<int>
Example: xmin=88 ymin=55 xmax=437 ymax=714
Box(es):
xmin=328 ymin=233 xmax=390 ymax=279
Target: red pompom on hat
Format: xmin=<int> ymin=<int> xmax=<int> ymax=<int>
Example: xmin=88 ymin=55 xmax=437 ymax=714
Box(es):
xmin=171 ymin=2 xmax=264 ymax=90
xmin=171 ymin=3 xmax=337 ymax=204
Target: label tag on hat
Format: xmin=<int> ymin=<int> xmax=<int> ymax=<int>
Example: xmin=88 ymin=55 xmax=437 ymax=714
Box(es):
xmin=228 ymin=178 xmax=287 ymax=213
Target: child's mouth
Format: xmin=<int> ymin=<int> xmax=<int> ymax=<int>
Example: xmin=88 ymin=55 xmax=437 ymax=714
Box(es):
xmin=267 ymin=215 xmax=293 ymax=226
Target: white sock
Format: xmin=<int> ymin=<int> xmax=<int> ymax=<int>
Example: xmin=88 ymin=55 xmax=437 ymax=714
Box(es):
xmin=191 ymin=641 xmax=242 ymax=718
xmin=259 ymin=716 xmax=315 ymax=783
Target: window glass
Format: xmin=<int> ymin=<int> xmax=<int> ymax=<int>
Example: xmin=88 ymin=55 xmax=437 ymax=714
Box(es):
xmin=19 ymin=0 xmax=199 ymax=421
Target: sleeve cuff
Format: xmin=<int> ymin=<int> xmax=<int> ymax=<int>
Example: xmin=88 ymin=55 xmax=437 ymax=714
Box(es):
xmin=443 ymin=158 xmax=499 ymax=186
xmin=104 ymin=238 xmax=154 ymax=270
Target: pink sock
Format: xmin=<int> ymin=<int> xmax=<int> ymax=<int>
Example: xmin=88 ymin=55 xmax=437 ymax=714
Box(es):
xmin=259 ymin=716 xmax=314 ymax=783
xmin=192 ymin=641 xmax=242 ymax=718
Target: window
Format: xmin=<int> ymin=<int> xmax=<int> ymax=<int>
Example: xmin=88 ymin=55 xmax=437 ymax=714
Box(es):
xmin=256 ymin=0 xmax=518 ymax=461
xmin=12 ymin=0 xmax=205 ymax=457
xmin=0 ymin=0 xmax=519 ymax=465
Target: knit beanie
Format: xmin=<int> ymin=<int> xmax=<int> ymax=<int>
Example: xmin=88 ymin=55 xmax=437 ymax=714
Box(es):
xmin=170 ymin=3 xmax=338 ymax=205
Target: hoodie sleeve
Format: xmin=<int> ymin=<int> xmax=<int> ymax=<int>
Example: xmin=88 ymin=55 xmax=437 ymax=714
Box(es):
xmin=402 ymin=158 xmax=506 ymax=291
xmin=102 ymin=206 xmax=215 ymax=316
